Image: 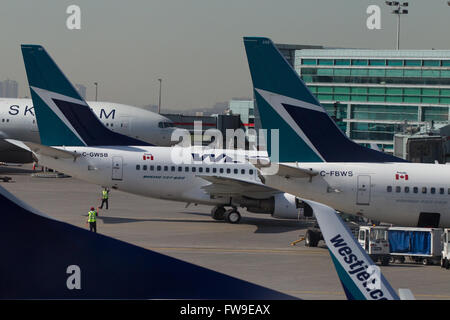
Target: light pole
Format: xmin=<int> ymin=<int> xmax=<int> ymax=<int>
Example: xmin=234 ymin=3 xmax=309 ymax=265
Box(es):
xmin=94 ymin=82 xmax=98 ymax=101
xmin=158 ymin=78 xmax=162 ymax=114
xmin=385 ymin=1 xmax=409 ymax=50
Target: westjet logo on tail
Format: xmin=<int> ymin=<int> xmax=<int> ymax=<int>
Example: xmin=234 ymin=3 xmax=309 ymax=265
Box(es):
xmin=330 ymin=234 xmax=386 ymax=300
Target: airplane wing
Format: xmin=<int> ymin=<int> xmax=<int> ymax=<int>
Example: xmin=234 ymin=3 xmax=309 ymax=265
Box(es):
xmin=198 ymin=175 xmax=280 ymax=197
xmin=302 ymin=198 xmax=406 ymax=300
xmin=261 ymin=163 xmax=319 ymax=180
xmin=6 ymin=140 xmax=79 ymax=160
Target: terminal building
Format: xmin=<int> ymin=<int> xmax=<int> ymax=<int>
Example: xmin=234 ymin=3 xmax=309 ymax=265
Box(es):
xmin=230 ymin=44 xmax=450 ymax=153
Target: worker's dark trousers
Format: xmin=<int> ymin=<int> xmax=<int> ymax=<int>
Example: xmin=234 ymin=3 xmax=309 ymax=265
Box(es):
xmin=100 ymin=199 xmax=108 ymax=210
xmin=89 ymin=222 xmax=97 ymax=233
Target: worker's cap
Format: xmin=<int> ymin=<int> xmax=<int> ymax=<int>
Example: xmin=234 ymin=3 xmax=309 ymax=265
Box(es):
xmin=91 ymin=207 xmax=95 ymax=210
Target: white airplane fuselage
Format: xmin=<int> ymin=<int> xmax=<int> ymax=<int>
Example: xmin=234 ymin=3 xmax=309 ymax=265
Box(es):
xmin=262 ymin=162 xmax=450 ymax=227
xmin=34 ymin=146 xmax=272 ymax=205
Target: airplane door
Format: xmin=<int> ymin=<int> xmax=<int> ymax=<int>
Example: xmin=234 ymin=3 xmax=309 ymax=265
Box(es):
xmin=112 ymin=156 xmax=123 ymax=181
xmin=356 ymin=175 xmax=371 ymax=205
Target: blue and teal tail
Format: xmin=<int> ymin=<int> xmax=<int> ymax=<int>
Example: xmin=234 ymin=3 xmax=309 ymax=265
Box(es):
xmin=243 ymin=37 xmax=405 ymax=163
xmin=21 ymin=45 xmax=152 ymax=147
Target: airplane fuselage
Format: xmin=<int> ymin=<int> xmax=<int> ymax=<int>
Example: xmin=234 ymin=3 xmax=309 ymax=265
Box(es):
xmin=263 ymin=162 xmax=450 ymax=227
xmin=35 ymin=146 xmax=266 ymax=206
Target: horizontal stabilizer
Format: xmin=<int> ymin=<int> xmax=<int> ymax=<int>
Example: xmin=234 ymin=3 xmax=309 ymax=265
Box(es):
xmin=6 ymin=139 xmax=79 ymax=160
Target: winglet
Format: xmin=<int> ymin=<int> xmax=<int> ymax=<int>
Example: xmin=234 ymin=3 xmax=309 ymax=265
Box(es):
xmin=303 ymin=199 xmax=400 ymax=300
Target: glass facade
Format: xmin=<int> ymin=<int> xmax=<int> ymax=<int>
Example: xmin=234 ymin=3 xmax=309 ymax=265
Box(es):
xmin=296 ymin=50 xmax=450 ymax=148
xmin=229 ymin=48 xmax=450 ymax=151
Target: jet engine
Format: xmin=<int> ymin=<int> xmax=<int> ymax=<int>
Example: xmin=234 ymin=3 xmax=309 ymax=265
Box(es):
xmin=237 ymin=193 xmax=313 ymax=220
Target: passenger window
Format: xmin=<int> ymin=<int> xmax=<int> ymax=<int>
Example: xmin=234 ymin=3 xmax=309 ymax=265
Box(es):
xmin=440 ymin=188 xmax=445 ymax=195
xmin=143 ymin=165 xmax=147 ymax=171
xmin=234 ymin=169 xmax=238 ymax=174
xmin=241 ymin=169 xmax=245 ymax=174
xmin=157 ymin=165 xmax=161 ymax=171
xmin=422 ymin=187 xmax=427 ymax=194
xmin=150 ymin=165 xmax=154 ymax=171
xmin=431 ymin=187 xmax=436 ymax=194
xmin=178 ymin=167 xmax=182 ymax=172
xmin=206 ymin=168 xmax=210 ymax=173
xmin=249 ymin=169 xmax=254 ymax=175
xmin=404 ymin=187 xmax=409 ymax=193
xmin=226 ymin=168 xmax=231 ymax=174
xmin=171 ymin=166 xmax=175 ymax=171
xmin=219 ymin=168 xmax=224 ymax=174
xmin=212 ymin=168 xmax=217 ymax=173
xmin=192 ymin=167 xmax=196 ymax=173
xmin=185 ymin=167 xmax=189 ymax=172
xmin=136 ymin=165 xmax=140 ymax=170
xmin=413 ymin=187 xmax=418 ymax=193
xmin=199 ymin=167 xmax=203 ymax=173
xmin=387 ymin=186 xmax=392 ymax=192
xmin=164 ymin=166 xmax=168 ymax=171
xmin=395 ymin=186 xmax=401 ymax=193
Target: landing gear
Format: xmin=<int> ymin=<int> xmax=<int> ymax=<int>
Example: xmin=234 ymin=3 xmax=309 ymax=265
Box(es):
xmin=224 ymin=209 xmax=241 ymax=224
xmin=305 ymin=229 xmax=320 ymax=247
xmin=211 ymin=206 xmax=226 ymax=221
xmin=211 ymin=206 xmax=241 ymax=224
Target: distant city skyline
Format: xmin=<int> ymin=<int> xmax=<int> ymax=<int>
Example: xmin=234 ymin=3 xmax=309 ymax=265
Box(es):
xmin=3 ymin=1 xmax=450 ymax=110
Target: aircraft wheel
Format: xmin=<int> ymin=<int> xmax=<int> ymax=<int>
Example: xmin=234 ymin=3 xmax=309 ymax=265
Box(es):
xmin=224 ymin=209 xmax=241 ymax=224
xmin=305 ymin=230 xmax=318 ymax=247
xmin=211 ymin=206 xmax=226 ymax=221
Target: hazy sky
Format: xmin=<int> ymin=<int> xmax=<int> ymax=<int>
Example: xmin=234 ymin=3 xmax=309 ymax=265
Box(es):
xmin=2 ymin=0 xmax=450 ymax=110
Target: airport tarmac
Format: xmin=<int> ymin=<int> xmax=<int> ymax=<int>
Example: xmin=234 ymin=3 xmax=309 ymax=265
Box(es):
xmin=3 ymin=164 xmax=450 ymax=300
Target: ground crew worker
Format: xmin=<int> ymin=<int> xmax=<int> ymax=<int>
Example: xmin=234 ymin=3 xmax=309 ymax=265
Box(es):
xmin=100 ymin=187 xmax=109 ymax=210
xmin=86 ymin=207 xmax=98 ymax=233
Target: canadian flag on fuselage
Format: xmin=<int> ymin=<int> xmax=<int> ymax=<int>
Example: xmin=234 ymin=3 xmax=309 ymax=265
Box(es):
xmin=143 ymin=153 xmax=154 ymax=161
xmin=395 ymin=173 xmax=408 ymax=180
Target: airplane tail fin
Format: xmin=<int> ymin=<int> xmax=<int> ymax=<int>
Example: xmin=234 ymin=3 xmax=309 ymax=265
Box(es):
xmin=243 ymin=37 xmax=405 ymax=163
xmin=304 ymin=199 xmax=400 ymax=300
xmin=21 ymin=45 xmax=152 ymax=147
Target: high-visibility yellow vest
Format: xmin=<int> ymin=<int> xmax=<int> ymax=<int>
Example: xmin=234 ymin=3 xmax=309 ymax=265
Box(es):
xmin=88 ymin=210 xmax=97 ymax=222
xmin=102 ymin=190 xmax=108 ymax=199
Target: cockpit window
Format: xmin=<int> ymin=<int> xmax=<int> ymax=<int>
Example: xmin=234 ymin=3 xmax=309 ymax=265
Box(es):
xmin=158 ymin=122 xmax=174 ymax=128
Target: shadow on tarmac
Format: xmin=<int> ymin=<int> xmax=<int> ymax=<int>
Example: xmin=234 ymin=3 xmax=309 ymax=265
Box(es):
xmin=0 ymin=165 xmax=35 ymax=175
xmin=92 ymin=210 xmax=314 ymax=234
